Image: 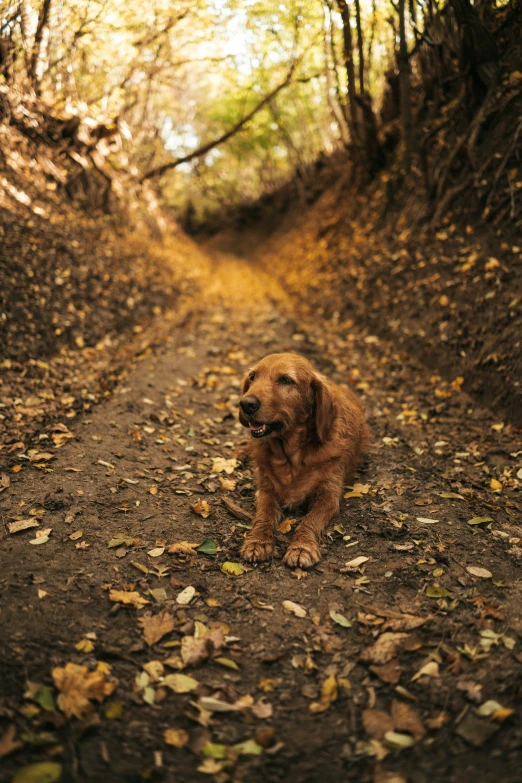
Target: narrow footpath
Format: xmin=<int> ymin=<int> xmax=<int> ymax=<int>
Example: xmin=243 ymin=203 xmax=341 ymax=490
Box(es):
xmin=1 ymin=247 xmax=521 ymax=783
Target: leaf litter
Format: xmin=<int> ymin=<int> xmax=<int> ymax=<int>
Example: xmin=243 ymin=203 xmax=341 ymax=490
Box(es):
xmin=2 ymin=223 xmax=522 ymax=783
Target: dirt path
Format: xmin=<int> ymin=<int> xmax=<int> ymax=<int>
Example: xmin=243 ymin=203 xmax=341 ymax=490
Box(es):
xmin=1 ymin=245 xmax=522 ymax=783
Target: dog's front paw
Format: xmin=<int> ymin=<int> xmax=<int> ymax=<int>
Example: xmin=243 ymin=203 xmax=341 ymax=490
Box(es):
xmin=283 ymin=537 xmax=321 ymax=569
xmin=241 ymin=535 xmax=275 ymax=563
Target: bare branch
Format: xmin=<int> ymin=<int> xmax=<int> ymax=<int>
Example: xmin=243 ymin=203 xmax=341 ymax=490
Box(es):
xmin=140 ymin=63 xmax=297 ymax=182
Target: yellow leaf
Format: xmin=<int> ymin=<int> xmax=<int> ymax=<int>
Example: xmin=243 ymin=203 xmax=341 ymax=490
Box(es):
xmin=221 ymin=561 xmax=245 ymax=576
xmin=191 ymin=499 xmax=212 ymax=518
xmin=52 ymin=662 xmax=117 ymax=718
xmin=309 ymin=675 xmax=338 ymax=713
xmin=164 ymin=728 xmax=189 ymax=747
xmin=166 ymin=541 xmax=199 ymax=556
xmin=163 ymin=673 xmax=199 ymax=693
xmin=490 ymin=478 xmax=502 ymax=492
xmin=75 ymin=638 xmax=95 ymax=654
xmin=278 ymin=518 xmax=297 ymax=534
xmin=109 ymin=589 xmax=149 ymax=608
xmin=212 ymin=457 xmax=239 ymax=475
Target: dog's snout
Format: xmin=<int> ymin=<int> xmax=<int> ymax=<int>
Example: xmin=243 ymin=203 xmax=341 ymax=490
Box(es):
xmin=240 ymin=395 xmax=261 ymax=416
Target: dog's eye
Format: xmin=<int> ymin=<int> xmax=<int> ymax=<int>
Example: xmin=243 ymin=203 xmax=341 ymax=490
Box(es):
xmin=278 ymin=376 xmax=295 ymax=385
xmin=248 ymin=371 xmax=255 ymax=381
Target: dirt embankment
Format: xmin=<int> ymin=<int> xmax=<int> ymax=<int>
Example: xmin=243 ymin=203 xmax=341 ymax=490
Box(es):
xmin=0 ymin=114 xmax=212 ymax=454
xmin=247 ymin=170 xmax=522 ymax=427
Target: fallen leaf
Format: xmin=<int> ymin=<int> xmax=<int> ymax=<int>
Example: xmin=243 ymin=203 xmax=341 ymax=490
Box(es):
xmin=362 ymin=709 xmax=395 ymax=739
xmin=467 ymin=516 xmax=492 ymax=526
xmin=490 ymin=478 xmax=502 ymax=492
xmin=202 ymin=741 xmax=228 ymax=758
xmin=282 ymin=600 xmax=307 ymax=618
xmin=167 ymin=541 xmax=199 ymax=556
xmin=221 ymin=561 xmax=245 ymax=577
xmin=143 ymin=661 xmax=164 ymax=681
xmin=411 ymin=661 xmax=439 ymax=682
xmin=476 ymin=700 xmax=507 ymax=718
xmin=69 ymin=530 xmax=83 ymax=541
xmin=370 ymin=659 xmax=401 ymax=685
xmin=391 ymin=700 xmax=426 ymax=739
xmin=212 ymin=457 xmax=239 ymax=474
xmin=52 ymin=662 xmax=117 ymax=718
xmin=251 ymin=698 xmax=273 ymax=719
xmin=345 ymin=556 xmax=369 ymax=569
xmin=139 ymin=611 xmax=175 ymax=646
xmin=108 ymin=535 xmax=135 ymax=548
xmin=12 ymin=763 xmax=62 ymax=783
xmin=29 ymin=534 xmax=50 ymax=545
xmin=8 ymin=519 xmax=39 ymax=534
xmin=220 ymin=477 xmax=237 ymax=491
xmin=109 ymin=589 xmax=149 ymax=608
xmin=198 ymin=758 xmax=223 ymax=774
xmin=310 ymin=675 xmax=338 ymax=713
xmin=163 ymin=673 xmax=199 ymax=693
xmin=381 ymin=613 xmax=431 ymax=632
xmin=181 ymin=636 xmax=211 ymax=666
xmin=360 ymin=633 xmax=411 ymax=665
xmin=214 ymin=657 xmax=240 ymax=670
xmin=384 ymin=730 xmax=415 ymax=748
xmin=329 ymin=609 xmax=351 ymax=627
xmin=176 ymin=586 xmax=196 ymax=604
xmin=234 ymin=739 xmax=263 ymax=755
xmin=416 ymin=517 xmax=439 ymax=524
xmin=164 ymin=728 xmax=189 ymax=747
xmin=425 ymin=586 xmax=452 ymax=598
xmin=148 ymin=547 xmax=165 ymax=558
xmin=466 ymin=566 xmax=492 ymax=579
xmin=28 ymin=452 xmax=54 ymax=462
xmin=75 ymin=638 xmax=95 ymax=654
xmin=278 ymin=518 xmax=297 ymax=534
xmin=197 ymin=539 xmax=217 ymax=555
xmin=191 ymin=499 xmax=212 ymax=518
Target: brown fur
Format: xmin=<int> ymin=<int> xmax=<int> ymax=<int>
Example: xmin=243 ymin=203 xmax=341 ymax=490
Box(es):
xmin=238 ymin=353 xmax=370 ymax=569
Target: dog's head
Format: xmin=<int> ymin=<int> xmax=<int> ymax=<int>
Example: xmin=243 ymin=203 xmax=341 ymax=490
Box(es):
xmin=238 ymin=353 xmax=334 ymax=442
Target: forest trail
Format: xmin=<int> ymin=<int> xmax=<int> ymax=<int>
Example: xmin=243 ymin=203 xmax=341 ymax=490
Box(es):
xmin=1 ymin=241 xmax=522 ymax=783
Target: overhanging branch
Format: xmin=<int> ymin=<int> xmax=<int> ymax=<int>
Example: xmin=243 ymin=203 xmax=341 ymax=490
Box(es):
xmin=140 ymin=62 xmax=297 ymax=182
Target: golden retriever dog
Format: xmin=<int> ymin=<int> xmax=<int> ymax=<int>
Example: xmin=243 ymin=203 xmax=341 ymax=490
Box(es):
xmin=238 ymin=352 xmax=369 ymax=569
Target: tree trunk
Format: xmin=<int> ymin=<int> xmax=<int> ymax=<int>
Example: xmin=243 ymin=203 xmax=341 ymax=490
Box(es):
xmin=28 ymin=0 xmax=52 ymax=88
xmin=335 ymin=0 xmax=360 ymax=145
xmin=397 ymin=0 xmax=414 ymax=172
xmin=322 ymin=1 xmax=350 ymax=146
xmin=354 ymin=0 xmax=365 ymax=94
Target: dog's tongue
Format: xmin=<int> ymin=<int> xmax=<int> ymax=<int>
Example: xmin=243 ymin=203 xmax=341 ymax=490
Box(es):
xmin=249 ymin=423 xmax=264 ymax=431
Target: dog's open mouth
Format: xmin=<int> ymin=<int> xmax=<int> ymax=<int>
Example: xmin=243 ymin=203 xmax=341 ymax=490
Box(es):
xmin=248 ymin=421 xmax=283 ymax=438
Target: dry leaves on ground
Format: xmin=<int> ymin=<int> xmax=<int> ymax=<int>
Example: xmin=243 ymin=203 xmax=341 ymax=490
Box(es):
xmin=52 ymin=662 xmax=117 ymax=718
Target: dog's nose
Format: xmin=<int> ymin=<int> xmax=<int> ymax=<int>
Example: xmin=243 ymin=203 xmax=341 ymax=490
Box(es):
xmin=240 ymin=395 xmax=261 ymax=416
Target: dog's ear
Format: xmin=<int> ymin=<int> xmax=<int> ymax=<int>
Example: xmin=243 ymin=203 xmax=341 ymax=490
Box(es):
xmin=312 ymin=376 xmax=335 ymax=442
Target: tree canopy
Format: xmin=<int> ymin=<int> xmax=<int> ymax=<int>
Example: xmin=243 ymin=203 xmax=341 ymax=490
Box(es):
xmin=0 ymin=0 xmax=513 ymax=218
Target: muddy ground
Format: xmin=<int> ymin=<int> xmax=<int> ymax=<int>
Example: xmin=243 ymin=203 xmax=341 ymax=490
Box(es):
xmin=1 ymin=249 xmax=522 ymax=783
